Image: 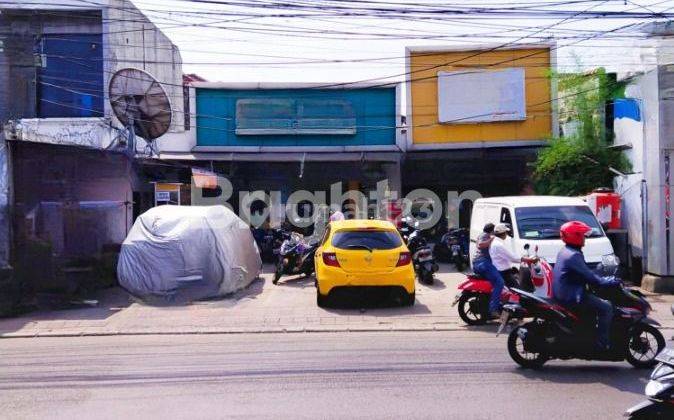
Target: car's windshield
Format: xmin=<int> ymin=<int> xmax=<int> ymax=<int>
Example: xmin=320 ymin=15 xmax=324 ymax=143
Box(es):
xmin=515 ymin=206 xmax=604 ymax=240
xmin=332 ymin=229 xmax=402 ymax=250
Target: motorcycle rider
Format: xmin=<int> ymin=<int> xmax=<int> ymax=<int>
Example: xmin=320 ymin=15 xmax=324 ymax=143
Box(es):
xmin=490 ymin=223 xmax=537 ymax=299
xmin=552 ymin=221 xmax=617 ymax=351
xmin=471 ymin=223 xmax=503 ymax=317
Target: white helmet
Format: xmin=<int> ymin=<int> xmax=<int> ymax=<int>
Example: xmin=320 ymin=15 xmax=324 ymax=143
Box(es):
xmin=494 ymin=223 xmax=511 ymax=235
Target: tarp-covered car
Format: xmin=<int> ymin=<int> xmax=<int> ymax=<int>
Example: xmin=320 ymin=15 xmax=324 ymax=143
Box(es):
xmin=117 ymin=205 xmax=261 ymax=303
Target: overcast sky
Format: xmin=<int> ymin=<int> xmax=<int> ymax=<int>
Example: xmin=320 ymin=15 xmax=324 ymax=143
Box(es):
xmin=130 ymin=0 xmax=674 ymax=83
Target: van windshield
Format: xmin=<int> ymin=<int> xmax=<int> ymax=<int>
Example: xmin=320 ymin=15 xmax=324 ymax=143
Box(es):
xmin=515 ymin=206 xmax=604 ymax=240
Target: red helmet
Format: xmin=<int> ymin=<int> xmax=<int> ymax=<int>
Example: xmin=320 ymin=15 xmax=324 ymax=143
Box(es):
xmin=560 ymin=221 xmax=592 ymax=247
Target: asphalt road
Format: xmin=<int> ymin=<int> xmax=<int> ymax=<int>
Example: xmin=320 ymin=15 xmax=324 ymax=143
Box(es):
xmin=0 ymin=330 xmax=661 ymax=419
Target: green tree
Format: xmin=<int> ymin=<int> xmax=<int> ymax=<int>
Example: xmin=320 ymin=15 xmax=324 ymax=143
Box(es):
xmin=533 ymin=68 xmax=631 ymax=195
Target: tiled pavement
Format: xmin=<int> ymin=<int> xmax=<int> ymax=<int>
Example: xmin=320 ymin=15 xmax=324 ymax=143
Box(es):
xmin=2 ymin=264 xmax=674 ymax=338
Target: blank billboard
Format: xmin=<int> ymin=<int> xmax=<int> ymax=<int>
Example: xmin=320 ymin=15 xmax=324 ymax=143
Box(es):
xmin=437 ymin=68 xmax=526 ymax=124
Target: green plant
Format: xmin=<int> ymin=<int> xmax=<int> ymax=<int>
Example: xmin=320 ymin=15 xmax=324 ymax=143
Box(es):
xmin=533 ymin=68 xmax=631 ymax=195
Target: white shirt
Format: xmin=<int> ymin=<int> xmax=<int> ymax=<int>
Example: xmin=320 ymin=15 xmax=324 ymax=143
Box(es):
xmin=489 ymin=237 xmax=520 ymax=271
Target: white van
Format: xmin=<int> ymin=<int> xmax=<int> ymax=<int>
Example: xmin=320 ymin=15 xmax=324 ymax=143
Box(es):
xmin=469 ymin=196 xmax=617 ymax=268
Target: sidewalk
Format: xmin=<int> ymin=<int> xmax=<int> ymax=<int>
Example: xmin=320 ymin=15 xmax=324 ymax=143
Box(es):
xmin=2 ymin=264 xmax=674 ymax=338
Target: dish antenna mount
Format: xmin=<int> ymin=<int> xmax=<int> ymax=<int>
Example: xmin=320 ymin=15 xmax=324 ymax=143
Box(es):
xmin=108 ymin=68 xmax=172 ymax=157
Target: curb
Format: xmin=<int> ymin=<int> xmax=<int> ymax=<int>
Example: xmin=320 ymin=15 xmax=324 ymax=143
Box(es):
xmin=3 ymin=325 xmax=674 ymax=339
xmin=0 ymin=325 xmax=470 ymax=338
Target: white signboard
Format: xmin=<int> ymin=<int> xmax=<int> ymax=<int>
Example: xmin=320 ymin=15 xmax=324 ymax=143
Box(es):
xmin=437 ymin=68 xmax=526 ymax=124
xmin=155 ymin=191 xmax=171 ymax=202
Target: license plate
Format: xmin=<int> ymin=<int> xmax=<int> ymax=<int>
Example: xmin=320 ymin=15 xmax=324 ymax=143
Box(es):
xmin=418 ymin=256 xmax=433 ymax=262
xmin=496 ymin=311 xmax=510 ymax=336
xmin=451 ymin=245 xmax=461 ymax=251
xmin=451 ymin=293 xmax=461 ymax=307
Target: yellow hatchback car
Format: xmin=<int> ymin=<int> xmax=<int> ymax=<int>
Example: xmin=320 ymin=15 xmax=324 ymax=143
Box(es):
xmin=314 ymin=219 xmax=415 ymax=307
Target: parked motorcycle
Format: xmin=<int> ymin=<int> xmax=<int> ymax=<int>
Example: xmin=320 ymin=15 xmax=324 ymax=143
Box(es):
xmin=407 ymin=228 xmax=438 ymax=285
xmin=273 ymin=232 xmax=319 ymax=284
xmin=251 ymin=227 xmax=289 ymax=263
xmin=625 ymin=347 xmax=674 ymax=418
xmin=435 ymin=228 xmax=469 ymax=271
xmin=497 ymin=271 xmax=665 ymax=369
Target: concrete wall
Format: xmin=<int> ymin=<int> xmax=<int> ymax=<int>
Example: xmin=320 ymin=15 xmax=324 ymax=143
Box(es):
xmin=405 ymin=45 xmax=553 ymax=149
xmin=616 ymin=66 xmax=673 ymax=277
xmin=0 ymin=0 xmax=188 ymax=271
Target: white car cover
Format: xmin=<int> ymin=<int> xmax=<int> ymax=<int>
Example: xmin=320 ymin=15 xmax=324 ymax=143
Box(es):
xmin=117 ymin=205 xmax=261 ymax=302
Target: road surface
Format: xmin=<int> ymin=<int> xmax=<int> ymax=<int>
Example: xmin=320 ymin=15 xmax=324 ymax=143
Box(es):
xmin=0 ymin=330 xmax=659 ymax=419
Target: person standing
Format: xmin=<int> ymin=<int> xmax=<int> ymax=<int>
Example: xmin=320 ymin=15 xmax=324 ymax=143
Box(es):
xmin=471 ymin=223 xmax=503 ymax=317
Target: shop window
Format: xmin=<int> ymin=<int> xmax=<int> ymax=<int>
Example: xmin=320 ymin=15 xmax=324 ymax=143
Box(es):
xmin=235 ymin=98 xmax=356 ymax=135
xmin=500 ymin=207 xmax=513 ymax=237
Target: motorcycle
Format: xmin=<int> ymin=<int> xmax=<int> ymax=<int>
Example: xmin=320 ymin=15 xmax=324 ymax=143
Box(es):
xmin=497 ymin=269 xmax=665 ymax=369
xmin=452 ymin=245 xmax=551 ymax=325
xmin=452 ymin=272 xmax=519 ymax=325
xmin=407 ymin=228 xmax=438 ymax=285
xmin=273 ymin=232 xmax=319 ymax=285
xmin=251 ymin=227 xmax=289 ymax=263
xmin=625 ymin=347 xmax=674 ymax=418
xmin=435 ymin=228 xmax=469 ymax=271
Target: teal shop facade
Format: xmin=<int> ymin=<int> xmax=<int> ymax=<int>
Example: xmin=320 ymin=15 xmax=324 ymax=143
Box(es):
xmin=160 ymin=83 xmax=405 ymax=221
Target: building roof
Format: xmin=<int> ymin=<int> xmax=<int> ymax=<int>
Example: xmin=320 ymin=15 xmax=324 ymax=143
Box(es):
xmin=191 ymin=81 xmax=399 ymax=90
xmin=405 ymin=42 xmax=554 ymax=54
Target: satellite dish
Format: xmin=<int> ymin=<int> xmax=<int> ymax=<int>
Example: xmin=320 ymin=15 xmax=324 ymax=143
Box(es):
xmin=108 ymin=68 xmax=172 ymax=155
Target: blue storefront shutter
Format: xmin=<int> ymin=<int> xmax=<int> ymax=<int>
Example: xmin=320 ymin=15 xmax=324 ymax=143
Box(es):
xmin=36 ymin=34 xmax=104 ymax=118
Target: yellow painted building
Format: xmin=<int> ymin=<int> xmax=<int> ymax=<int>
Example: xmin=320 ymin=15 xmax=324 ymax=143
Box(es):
xmin=405 ymin=44 xmax=554 ymax=148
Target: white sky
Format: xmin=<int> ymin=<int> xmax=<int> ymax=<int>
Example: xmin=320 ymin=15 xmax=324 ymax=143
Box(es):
xmin=130 ymin=0 xmax=674 ymax=82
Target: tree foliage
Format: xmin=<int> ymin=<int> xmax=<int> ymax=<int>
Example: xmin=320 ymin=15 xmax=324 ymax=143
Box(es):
xmin=533 ymin=68 xmax=631 ymax=195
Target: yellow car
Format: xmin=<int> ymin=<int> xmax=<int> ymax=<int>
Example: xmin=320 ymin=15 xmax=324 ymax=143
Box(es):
xmin=314 ymin=219 xmax=415 ymax=307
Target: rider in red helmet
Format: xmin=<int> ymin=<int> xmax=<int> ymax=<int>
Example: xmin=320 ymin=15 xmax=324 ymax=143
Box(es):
xmin=553 ymin=221 xmax=618 ymax=351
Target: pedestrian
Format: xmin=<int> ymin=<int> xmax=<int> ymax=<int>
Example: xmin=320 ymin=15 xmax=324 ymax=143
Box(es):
xmin=470 ymin=222 xmax=504 ymax=318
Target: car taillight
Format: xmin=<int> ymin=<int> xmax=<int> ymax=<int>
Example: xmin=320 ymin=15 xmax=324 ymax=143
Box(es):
xmin=397 ymin=251 xmax=412 ymax=266
xmin=322 ymin=252 xmax=340 ymax=267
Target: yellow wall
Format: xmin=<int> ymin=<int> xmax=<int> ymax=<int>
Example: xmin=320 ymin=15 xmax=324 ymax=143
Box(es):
xmin=409 ymin=47 xmax=552 ymax=144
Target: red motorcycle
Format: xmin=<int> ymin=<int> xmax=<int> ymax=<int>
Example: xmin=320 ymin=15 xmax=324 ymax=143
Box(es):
xmin=453 ymin=245 xmax=551 ymax=325
xmin=452 ymin=273 xmax=519 ymax=325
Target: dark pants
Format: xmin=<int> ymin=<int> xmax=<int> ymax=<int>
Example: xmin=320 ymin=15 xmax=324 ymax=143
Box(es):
xmin=575 ymin=293 xmax=614 ymax=349
xmin=473 ymin=258 xmax=504 ymax=313
xmin=499 ymin=269 xmax=518 ymax=288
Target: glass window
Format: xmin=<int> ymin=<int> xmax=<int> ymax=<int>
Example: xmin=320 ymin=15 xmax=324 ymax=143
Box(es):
xmin=500 ymin=207 xmax=513 ymax=237
xmin=332 ymin=229 xmax=402 ymax=250
xmin=515 ymin=206 xmax=604 ymax=240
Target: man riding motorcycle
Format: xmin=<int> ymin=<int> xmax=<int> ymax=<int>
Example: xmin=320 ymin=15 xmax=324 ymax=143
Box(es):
xmin=552 ymin=221 xmax=618 ymax=351
xmin=471 ymin=223 xmax=502 ymax=317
